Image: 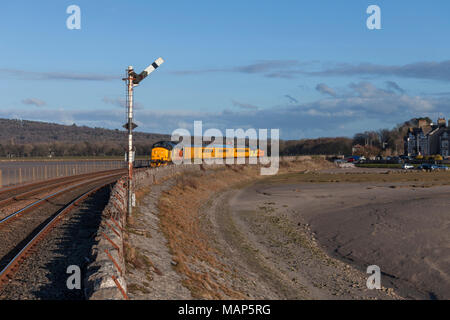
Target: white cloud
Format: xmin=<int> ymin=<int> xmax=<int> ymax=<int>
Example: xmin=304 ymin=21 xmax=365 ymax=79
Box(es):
xmin=1 ymin=68 xmax=117 ymax=81
xmin=316 ymin=83 xmax=337 ymax=97
xmin=22 ymin=98 xmax=46 ymax=107
xmin=232 ymin=100 xmax=259 ymax=110
xmin=102 ymin=96 xmax=143 ymax=110
xmin=3 ymin=81 xmax=450 ymax=139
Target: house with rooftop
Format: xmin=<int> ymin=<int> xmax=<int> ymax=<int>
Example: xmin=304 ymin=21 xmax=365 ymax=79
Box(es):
xmin=404 ymin=118 xmax=447 ymax=156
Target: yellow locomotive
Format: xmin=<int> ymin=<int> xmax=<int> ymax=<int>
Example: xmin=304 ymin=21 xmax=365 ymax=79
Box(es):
xmin=150 ymin=141 xmax=264 ymax=166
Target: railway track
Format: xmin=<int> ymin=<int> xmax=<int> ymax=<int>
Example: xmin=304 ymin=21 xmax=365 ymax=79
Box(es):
xmin=0 ymin=169 xmax=125 ymax=206
xmin=0 ymin=170 xmax=125 ymax=291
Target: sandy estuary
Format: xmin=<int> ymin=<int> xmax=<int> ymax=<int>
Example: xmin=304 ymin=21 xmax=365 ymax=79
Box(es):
xmin=226 ymin=172 xmax=450 ymax=299
xmin=127 ymin=163 xmax=449 ymax=300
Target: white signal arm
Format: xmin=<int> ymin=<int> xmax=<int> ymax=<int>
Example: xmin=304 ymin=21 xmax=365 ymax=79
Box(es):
xmin=133 ymin=57 xmax=165 ymax=84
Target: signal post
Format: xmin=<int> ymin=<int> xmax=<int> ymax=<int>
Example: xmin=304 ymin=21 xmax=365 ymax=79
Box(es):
xmin=123 ymin=58 xmax=164 ymax=221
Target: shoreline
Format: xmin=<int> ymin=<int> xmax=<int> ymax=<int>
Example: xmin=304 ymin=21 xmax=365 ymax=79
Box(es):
xmin=126 ymin=163 xmax=449 ymax=299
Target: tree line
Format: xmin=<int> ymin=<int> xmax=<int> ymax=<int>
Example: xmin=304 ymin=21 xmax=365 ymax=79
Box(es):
xmin=279 ymin=118 xmax=429 ymax=157
xmin=0 ymin=141 xmax=156 ymax=158
xmin=351 ymin=117 xmax=431 ymax=157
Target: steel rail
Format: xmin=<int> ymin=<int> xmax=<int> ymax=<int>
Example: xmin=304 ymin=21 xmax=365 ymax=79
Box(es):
xmin=0 ymin=180 xmax=115 ymax=286
xmin=0 ymin=168 xmax=124 ymax=197
xmin=0 ymin=169 xmax=126 ymax=208
xmin=0 ymin=172 xmax=124 ymax=226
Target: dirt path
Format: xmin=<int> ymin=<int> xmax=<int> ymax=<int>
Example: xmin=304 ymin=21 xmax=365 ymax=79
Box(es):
xmin=124 ymin=180 xmax=192 ymax=300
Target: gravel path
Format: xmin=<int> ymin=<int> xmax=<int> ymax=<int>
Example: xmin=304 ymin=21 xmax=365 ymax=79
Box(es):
xmin=124 ymin=179 xmax=193 ymax=300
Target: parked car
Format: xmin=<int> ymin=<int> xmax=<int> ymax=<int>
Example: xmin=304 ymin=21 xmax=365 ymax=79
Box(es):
xmin=355 ymin=156 xmax=366 ymax=164
xmin=431 ymin=164 xmax=441 ymax=171
xmin=417 ymin=163 xmax=433 ymax=171
xmin=418 ymin=164 xmax=446 ymax=171
xmin=402 ymin=163 xmax=414 ymax=170
xmin=392 ymin=157 xmax=402 ymax=164
xmin=403 ymin=155 xmax=413 ymax=161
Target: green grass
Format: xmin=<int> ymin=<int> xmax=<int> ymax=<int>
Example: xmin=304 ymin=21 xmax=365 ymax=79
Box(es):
xmin=355 ymin=163 xmax=405 ymax=169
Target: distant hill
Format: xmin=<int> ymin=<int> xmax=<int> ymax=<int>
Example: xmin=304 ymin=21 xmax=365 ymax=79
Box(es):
xmin=0 ymin=118 xmax=168 ymax=145
xmin=0 ymin=118 xmax=169 ymax=157
xmin=0 ymin=117 xmax=428 ymax=158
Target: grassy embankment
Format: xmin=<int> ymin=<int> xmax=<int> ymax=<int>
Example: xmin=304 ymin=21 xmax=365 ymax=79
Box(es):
xmin=355 ymin=163 xmax=405 ymax=169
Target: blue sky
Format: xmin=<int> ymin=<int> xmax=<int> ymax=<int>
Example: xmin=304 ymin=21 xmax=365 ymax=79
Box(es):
xmin=1 ymin=0 xmax=450 ymax=139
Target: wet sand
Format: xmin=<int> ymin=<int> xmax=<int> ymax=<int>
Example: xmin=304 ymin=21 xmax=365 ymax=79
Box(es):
xmin=225 ymin=172 xmax=450 ymax=299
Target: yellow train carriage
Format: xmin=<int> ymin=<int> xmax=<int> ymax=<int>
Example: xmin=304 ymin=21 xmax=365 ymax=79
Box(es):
xmin=180 ymin=145 xmax=234 ymax=161
xmin=234 ymin=147 xmax=248 ymax=158
xmin=150 ymin=141 xmax=263 ymax=166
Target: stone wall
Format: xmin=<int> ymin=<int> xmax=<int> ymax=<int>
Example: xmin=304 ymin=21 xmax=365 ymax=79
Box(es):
xmin=83 ymin=165 xmax=202 ymax=300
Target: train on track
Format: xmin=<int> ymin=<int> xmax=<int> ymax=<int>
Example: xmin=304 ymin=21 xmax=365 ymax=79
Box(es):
xmin=150 ymin=140 xmax=265 ymax=167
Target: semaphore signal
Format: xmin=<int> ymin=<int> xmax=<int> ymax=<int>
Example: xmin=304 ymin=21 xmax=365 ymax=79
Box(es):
xmin=122 ymin=57 xmax=165 ymax=219
xmin=131 ymin=57 xmax=164 ymax=85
